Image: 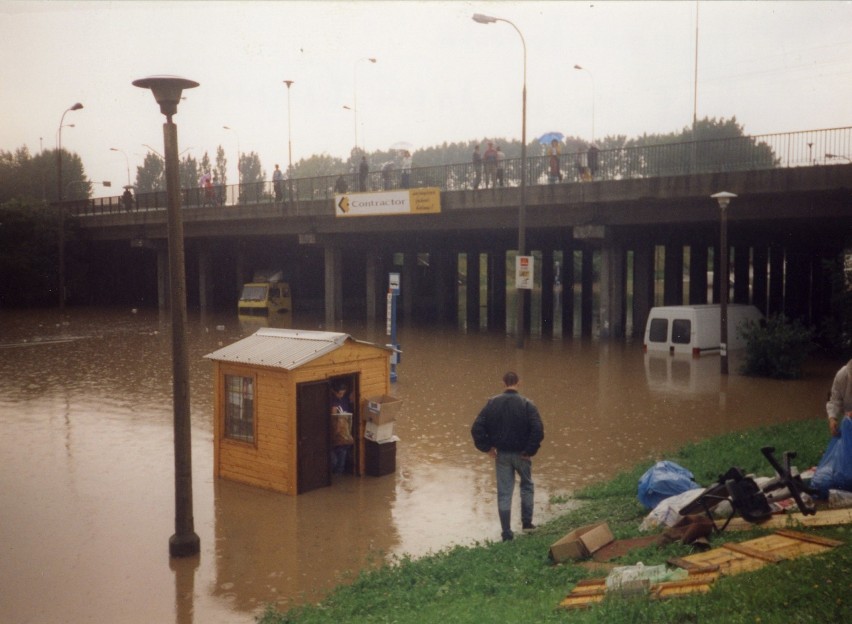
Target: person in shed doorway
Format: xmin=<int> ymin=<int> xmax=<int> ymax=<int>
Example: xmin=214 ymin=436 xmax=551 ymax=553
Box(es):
xmin=330 ymin=381 xmax=355 ymax=474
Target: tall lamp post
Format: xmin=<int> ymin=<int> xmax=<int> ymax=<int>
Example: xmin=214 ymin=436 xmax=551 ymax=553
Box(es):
xmin=133 ymin=75 xmax=201 ymax=558
xmin=473 ymin=13 xmax=527 ymax=348
xmin=56 ymin=102 xmax=83 ymax=310
xmin=573 ymin=64 xmax=595 ymax=142
xmin=284 ymin=80 xmax=295 ymax=204
xmin=712 ymin=191 xmax=736 ymax=376
xmin=110 ymin=147 xmax=131 ymax=188
xmin=353 ymin=57 xmax=377 ymax=152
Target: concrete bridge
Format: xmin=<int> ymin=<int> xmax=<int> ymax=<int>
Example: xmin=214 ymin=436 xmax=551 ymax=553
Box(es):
xmin=69 ymin=132 xmax=852 ymax=340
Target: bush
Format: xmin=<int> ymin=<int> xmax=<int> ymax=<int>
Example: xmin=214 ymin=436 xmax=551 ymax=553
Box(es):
xmin=739 ymin=314 xmax=815 ymax=379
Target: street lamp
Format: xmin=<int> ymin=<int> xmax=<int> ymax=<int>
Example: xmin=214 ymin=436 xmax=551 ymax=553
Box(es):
xmin=712 ymin=191 xmax=737 ymax=376
xmin=110 ymin=147 xmax=131 ymax=188
xmin=284 ymin=80 xmax=295 ymax=204
xmin=57 ymin=102 xmax=83 ymax=310
xmin=473 ymin=13 xmax=527 ymax=348
xmin=133 ymin=74 xmax=200 ymax=558
xmin=353 ymin=57 xmax=377 ymax=152
xmin=223 ymin=125 xmax=240 ymax=187
xmin=573 ymin=64 xmax=595 ymax=141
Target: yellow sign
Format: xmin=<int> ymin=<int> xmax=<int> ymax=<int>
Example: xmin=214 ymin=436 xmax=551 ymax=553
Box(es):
xmin=335 ymin=188 xmax=441 ymax=217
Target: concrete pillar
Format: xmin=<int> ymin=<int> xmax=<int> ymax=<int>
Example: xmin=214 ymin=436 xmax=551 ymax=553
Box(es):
xmin=541 ymin=249 xmax=555 ymax=337
xmin=198 ymin=245 xmax=211 ymax=314
xmin=663 ymin=244 xmax=683 ymax=305
xmin=752 ymin=245 xmax=768 ymax=315
xmin=581 ymin=248 xmax=594 ymax=336
xmin=733 ymin=245 xmax=750 ymax=304
xmin=785 ymin=248 xmax=810 ymax=322
xmin=402 ymin=252 xmax=415 ymax=322
xmin=561 ymin=247 xmax=576 ymax=337
xmin=489 ymin=249 xmax=507 ymax=332
xmin=465 ymin=252 xmax=480 ymax=328
xmin=688 ymin=244 xmax=709 ymax=304
xmin=157 ymin=245 xmax=169 ymax=310
xmin=768 ymin=245 xmax=784 ymax=316
xmin=365 ymin=251 xmax=380 ymax=322
xmin=632 ymin=242 xmax=654 ymax=338
xmin=432 ymin=250 xmax=452 ymax=323
xmin=599 ymin=241 xmax=625 ymax=339
xmin=324 ymin=245 xmax=342 ymax=328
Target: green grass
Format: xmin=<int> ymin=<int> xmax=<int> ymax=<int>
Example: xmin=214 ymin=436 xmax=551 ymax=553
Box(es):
xmin=259 ymin=419 xmax=851 ymax=623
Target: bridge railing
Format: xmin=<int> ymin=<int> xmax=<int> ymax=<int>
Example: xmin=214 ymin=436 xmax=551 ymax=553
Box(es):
xmin=67 ymin=126 xmax=852 ymax=217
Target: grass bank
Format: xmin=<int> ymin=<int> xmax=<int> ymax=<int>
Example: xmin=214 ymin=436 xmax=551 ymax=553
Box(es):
xmin=260 ymin=419 xmax=851 ymax=623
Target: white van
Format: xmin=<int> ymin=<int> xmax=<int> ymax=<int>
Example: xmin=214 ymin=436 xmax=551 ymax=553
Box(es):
xmin=643 ymin=304 xmax=763 ymax=356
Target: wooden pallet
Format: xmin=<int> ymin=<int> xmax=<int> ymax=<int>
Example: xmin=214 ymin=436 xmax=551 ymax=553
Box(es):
xmin=715 ymin=507 xmax=852 ymax=532
xmin=560 ymin=529 xmax=843 ymax=610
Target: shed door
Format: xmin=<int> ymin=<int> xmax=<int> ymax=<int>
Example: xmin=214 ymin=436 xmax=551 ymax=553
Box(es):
xmin=296 ymin=380 xmax=331 ymax=494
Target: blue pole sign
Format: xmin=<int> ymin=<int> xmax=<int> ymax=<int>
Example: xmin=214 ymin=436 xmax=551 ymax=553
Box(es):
xmin=388 ymin=273 xmax=400 ymax=382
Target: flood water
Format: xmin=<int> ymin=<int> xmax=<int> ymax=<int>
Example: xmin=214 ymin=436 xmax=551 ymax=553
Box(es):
xmin=0 ymin=307 xmax=836 ymax=623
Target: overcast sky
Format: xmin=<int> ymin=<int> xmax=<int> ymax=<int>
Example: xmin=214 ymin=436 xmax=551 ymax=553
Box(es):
xmin=2 ymin=0 xmax=851 ymax=197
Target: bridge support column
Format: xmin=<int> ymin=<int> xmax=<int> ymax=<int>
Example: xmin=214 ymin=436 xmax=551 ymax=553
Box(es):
xmin=663 ymin=244 xmax=683 ymax=305
xmin=785 ymin=248 xmax=810 ymax=322
xmin=157 ymin=245 xmax=168 ymax=310
xmin=768 ymin=245 xmax=784 ymax=316
xmin=688 ymin=244 xmax=709 ymax=304
xmin=599 ymin=239 xmax=625 ymax=339
xmin=488 ymin=250 xmax=506 ymax=332
xmin=632 ymin=242 xmax=653 ymax=339
xmin=752 ymin=245 xmax=768 ymax=315
xmin=366 ymin=251 xmax=380 ymax=322
xmin=198 ymin=245 xmax=211 ymax=315
xmin=465 ymin=252 xmax=480 ymax=329
xmin=561 ymin=247 xmax=576 ymax=337
xmin=324 ymin=245 xmax=342 ymax=328
xmin=433 ymin=250 xmax=454 ymax=323
xmin=580 ymin=248 xmax=594 ymax=336
xmin=541 ymin=249 xmax=555 ymax=337
xmin=734 ymin=245 xmax=750 ymax=304
xmin=402 ymin=252 xmax=415 ymax=322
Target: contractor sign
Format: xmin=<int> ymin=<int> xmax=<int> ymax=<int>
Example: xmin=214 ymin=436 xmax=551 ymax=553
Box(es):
xmin=335 ymin=188 xmax=441 ymax=217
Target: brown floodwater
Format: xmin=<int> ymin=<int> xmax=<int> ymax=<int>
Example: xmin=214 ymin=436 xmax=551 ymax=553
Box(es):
xmin=0 ymin=308 xmax=836 ymax=623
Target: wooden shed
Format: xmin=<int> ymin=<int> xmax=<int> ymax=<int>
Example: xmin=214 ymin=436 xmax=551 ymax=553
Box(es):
xmin=204 ymin=328 xmax=393 ymax=495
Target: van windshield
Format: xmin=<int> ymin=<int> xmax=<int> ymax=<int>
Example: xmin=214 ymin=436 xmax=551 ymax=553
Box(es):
xmin=240 ymin=285 xmax=268 ymax=302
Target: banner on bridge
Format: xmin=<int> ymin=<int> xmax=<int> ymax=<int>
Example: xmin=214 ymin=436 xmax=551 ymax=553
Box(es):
xmin=335 ymin=188 xmax=441 ymax=217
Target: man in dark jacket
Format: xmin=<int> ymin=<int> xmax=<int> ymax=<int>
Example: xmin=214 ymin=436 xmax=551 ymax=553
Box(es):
xmin=471 ymin=371 xmax=544 ymax=541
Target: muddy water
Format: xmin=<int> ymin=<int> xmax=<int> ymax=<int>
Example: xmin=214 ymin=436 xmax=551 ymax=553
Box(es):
xmin=0 ymin=308 xmax=835 ymax=623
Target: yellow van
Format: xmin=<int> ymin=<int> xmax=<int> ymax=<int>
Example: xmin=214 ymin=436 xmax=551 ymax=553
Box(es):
xmin=238 ymin=271 xmax=292 ymax=319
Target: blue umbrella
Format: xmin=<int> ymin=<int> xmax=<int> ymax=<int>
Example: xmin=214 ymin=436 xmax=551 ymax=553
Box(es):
xmin=538 ymin=131 xmax=564 ymax=145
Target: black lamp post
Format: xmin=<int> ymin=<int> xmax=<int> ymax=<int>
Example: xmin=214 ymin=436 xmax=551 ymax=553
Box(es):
xmin=57 ymin=102 xmax=83 ymax=310
xmin=133 ymin=75 xmax=200 ymax=558
xmin=473 ymin=13 xmax=527 ymax=348
xmin=712 ymin=191 xmax=736 ymax=376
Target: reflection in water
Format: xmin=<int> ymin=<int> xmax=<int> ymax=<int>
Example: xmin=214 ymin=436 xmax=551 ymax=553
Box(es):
xmin=0 ymin=308 xmax=836 ymax=623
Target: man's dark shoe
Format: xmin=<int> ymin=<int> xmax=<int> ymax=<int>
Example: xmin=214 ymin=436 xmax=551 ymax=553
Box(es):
xmin=501 ymin=532 xmax=514 ymax=542
xmin=522 ymin=523 xmax=537 ymax=531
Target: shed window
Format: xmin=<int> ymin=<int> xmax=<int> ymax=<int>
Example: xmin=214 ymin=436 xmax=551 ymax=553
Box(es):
xmin=224 ymin=374 xmax=255 ymax=443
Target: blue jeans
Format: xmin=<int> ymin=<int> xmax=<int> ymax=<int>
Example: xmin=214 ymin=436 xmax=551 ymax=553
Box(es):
xmin=495 ymin=451 xmax=534 ymax=539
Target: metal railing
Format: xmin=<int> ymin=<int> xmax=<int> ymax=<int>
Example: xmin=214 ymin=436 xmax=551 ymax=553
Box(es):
xmin=67 ymin=126 xmax=852 ymax=217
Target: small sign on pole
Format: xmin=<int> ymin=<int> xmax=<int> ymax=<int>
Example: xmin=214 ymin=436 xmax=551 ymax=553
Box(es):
xmin=388 ymin=273 xmax=401 ymax=382
xmin=516 ymin=255 xmax=534 ymax=290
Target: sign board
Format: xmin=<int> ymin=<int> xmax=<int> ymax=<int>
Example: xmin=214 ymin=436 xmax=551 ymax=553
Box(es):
xmin=389 ymin=272 xmax=400 ymax=294
xmin=516 ymin=255 xmax=534 ymax=289
xmin=335 ymin=188 xmax=441 ymax=217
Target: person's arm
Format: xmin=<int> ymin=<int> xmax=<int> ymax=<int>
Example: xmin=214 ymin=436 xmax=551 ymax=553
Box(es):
xmin=826 ymin=368 xmax=847 ymax=436
xmin=523 ymin=402 xmax=544 ymax=457
xmin=471 ymin=403 xmax=494 ymax=454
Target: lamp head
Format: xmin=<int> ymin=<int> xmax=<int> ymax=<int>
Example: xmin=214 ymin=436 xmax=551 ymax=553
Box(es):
xmin=473 ymin=13 xmax=497 ymax=24
xmin=284 ymin=80 xmax=294 ymax=88
xmin=368 ymin=57 xmax=377 ymax=63
xmin=70 ymin=102 xmax=84 ymax=111
xmin=133 ymin=75 xmax=198 ymax=118
xmin=711 ymin=191 xmax=737 ymax=210
xmin=574 ymin=64 xmax=583 ymax=70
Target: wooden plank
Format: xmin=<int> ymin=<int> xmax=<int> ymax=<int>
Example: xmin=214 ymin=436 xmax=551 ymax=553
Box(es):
xmin=722 ymin=541 xmax=783 ymax=563
xmin=773 ymin=529 xmax=844 ymax=548
xmin=716 ymin=508 xmax=852 ymax=531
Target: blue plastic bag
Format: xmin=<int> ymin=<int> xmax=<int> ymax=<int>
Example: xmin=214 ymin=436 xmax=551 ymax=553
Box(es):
xmin=811 ymin=416 xmax=852 ymax=497
xmin=637 ymin=460 xmax=701 ymax=510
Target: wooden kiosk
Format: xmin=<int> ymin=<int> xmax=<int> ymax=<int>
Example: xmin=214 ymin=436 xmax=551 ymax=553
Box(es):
xmin=205 ymin=328 xmax=394 ymax=495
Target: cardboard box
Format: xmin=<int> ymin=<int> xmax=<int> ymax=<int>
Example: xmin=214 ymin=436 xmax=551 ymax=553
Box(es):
xmin=366 ymin=395 xmax=403 ymax=425
xmin=365 ymin=420 xmax=396 ymax=442
xmin=549 ymin=522 xmax=614 ymax=563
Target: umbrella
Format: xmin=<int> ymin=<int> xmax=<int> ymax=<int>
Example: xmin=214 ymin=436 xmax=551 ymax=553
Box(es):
xmin=390 ymin=141 xmax=415 ymax=152
xmin=538 ymin=132 xmax=564 ymax=145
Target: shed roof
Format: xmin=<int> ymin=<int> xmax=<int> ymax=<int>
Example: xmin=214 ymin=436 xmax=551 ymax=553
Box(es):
xmin=204 ymin=328 xmax=389 ymax=370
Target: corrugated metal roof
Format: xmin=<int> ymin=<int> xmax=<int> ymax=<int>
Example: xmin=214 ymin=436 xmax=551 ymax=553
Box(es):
xmin=204 ymin=328 xmax=388 ymax=370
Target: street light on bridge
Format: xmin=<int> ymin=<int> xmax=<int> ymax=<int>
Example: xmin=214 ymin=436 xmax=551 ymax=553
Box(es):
xmin=57 ymin=102 xmax=83 ymax=311
xmin=223 ymin=125 xmax=241 ymax=187
xmin=110 ymin=147 xmax=131 ymax=188
xmin=573 ymin=64 xmax=595 ymax=142
xmin=133 ymin=74 xmax=200 ymax=559
xmin=712 ymin=191 xmax=737 ymax=376
xmin=284 ymin=80 xmax=295 ymax=204
xmin=473 ymin=13 xmax=528 ymax=349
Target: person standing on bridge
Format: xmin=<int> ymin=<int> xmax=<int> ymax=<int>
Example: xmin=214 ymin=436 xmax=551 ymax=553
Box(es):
xmin=472 ymin=144 xmax=482 ymax=189
xmin=359 ymin=155 xmax=369 ymax=192
xmin=471 ymin=371 xmax=544 ymax=542
xmin=273 ymin=164 xmax=284 ymax=203
xmin=483 ymin=141 xmax=498 ymax=188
